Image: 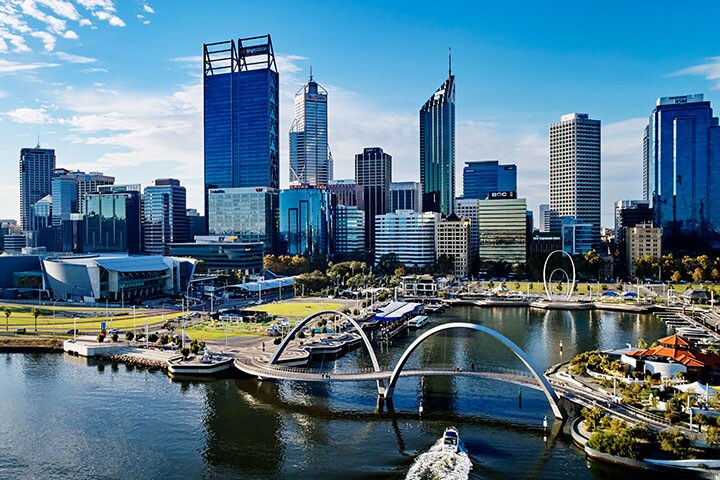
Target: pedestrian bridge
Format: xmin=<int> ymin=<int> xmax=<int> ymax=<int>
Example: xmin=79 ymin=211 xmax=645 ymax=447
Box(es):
xmin=235 ymin=311 xmax=565 ymax=419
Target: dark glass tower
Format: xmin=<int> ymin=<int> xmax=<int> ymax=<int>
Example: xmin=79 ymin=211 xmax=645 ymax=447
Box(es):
xmin=355 ymin=147 xmax=392 ymax=250
xmin=420 ymin=68 xmax=455 ymax=215
xmin=644 ymin=94 xmax=720 ymax=252
xmin=19 ymin=145 xmax=56 ymax=231
xmin=143 ymin=179 xmax=190 ymax=255
xmin=203 ymin=35 xmax=280 ymax=216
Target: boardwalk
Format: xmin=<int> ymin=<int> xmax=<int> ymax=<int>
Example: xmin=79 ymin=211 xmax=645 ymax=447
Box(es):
xmin=234 ymin=357 xmax=544 ymax=391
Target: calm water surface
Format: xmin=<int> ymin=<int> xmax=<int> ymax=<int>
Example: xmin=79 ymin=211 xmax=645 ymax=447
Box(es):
xmin=0 ymin=307 xmax=671 ymax=479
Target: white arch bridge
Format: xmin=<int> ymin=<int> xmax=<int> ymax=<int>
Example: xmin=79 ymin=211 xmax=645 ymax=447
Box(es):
xmin=234 ymin=311 xmax=565 ymax=420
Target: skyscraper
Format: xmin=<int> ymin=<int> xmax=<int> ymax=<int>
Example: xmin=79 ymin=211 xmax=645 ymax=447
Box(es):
xmin=420 ymin=65 xmax=455 ymax=215
xmin=549 ymin=113 xmax=601 ymax=238
xmin=19 ymin=145 xmax=56 ymax=231
xmin=278 ymin=186 xmax=332 ymax=256
xmin=355 ymin=147 xmax=392 ymax=250
xmin=143 ymin=179 xmax=190 ymax=255
xmin=84 ymin=185 xmax=142 ymax=254
xmin=462 ymin=160 xmax=517 ymax=200
xmin=203 ymin=35 xmax=280 ymax=216
xmin=644 ymin=94 xmax=720 ymax=251
xmin=290 ymin=74 xmax=331 ymax=185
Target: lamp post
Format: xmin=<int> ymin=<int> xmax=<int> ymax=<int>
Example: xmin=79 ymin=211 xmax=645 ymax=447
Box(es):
xmin=132 ymin=305 xmax=136 ymax=339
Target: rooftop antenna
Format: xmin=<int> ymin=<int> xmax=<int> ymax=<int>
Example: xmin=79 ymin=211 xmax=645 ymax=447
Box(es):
xmin=448 ymin=47 xmax=452 ymax=77
xmin=309 ymin=65 xmax=313 ymax=82
xmin=36 ymin=133 xmax=40 ymax=149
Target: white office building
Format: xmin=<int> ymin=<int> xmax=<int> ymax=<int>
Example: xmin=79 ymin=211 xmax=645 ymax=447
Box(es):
xmin=375 ymin=210 xmax=439 ymax=268
xmin=549 ymin=113 xmax=601 ymax=237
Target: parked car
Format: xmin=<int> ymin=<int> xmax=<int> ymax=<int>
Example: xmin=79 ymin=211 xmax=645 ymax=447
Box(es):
xmin=14 ymin=328 xmax=26 ymax=334
xmin=66 ymin=329 xmax=80 ymax=335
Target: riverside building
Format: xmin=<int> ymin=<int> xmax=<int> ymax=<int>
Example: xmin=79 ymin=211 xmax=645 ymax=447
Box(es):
xmin=374 ymin=210 xmax=439 ymax=268
xmin=477 ymin=197 xmax=527 ymax=263
xmin=435 ymin=213 xmax=471 ymax=277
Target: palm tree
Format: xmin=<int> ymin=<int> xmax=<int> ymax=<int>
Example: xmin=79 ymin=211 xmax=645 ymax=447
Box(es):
xmin=3 ymin=307 xmax=11 ymax=331
xmin=31 ymin=307 xmax=40 ymax=332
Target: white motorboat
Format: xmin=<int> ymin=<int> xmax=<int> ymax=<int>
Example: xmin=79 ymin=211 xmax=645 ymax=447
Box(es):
xmin=408 ymin=315 xmax=429 ymax=329
xmin=442 ymin=427 xmax=460 ymax=453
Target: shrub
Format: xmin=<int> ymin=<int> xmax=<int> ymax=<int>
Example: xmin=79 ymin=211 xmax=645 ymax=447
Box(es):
xmin=352 ymin=309 xmax=359 ymax=316
xmin=111 ymin=332 xmax=119 ymax=342
xmin=97 ymin=333 xmax=105 ymax=343
xmin=148 ymin=333 xmax=158 ymax=343
xmin=160 ymin=335 xmax=170 ymax=345
xmin=180 ymin=347 xmax=190 ymax=360
xmin=298 ymin=331 xmax=305 ymax=339
xmin=190 ymin=343 xmax=200 ymax=354
xmin=658 ymin=429 xmax=690 ymax=458
xmin=135 ymin=332 xmax=145 ymax=341
xmin=125 ymin=331 xmax=134 ymax=342
xmin=582 ymin=407 xmax=605 ymax=432
xmin=273 ymin=337 xmax=281 ymax=345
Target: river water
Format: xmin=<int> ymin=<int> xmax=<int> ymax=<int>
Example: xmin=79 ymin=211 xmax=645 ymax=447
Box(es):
xmin=0 ymin=306 xmax=670 ymax=479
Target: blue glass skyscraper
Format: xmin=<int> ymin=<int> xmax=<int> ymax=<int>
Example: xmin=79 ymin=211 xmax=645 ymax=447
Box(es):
xmin=644 ymin=94 xmax=720 ymax=251
xmin=203 ymin=35 xmax=280 ymax=216
xmin=420 ymin=67 xmax=455 ymax=215
xmin=279 ymin=187 xmax=332 ymax=256
xmin=462 ymin=160 xmax=517 ymax=199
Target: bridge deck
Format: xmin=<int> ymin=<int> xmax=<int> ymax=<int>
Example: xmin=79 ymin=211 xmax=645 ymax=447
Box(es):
xmin=234 ymin=358 xmax=543 ymax=391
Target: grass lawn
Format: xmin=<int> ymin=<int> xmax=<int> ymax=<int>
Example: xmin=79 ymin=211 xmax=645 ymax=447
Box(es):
xmin=0 ymin=310 xmax=185 ymax=333
xmin=185 ymin=321 xmax=272 ymax=340
xmin=246 ymin=301 xmax=344 ymax=317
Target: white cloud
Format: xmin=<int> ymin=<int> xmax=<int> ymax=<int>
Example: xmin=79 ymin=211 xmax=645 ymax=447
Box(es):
xmin=0 ymin=29 xmax=31 ymax=52
xmin=136 ymin=14 xmax=149 ymax=25
xmin=78 ymin=18 xmax=91 ymax=26
xmin=0 ymin=58 xmax=59 ymax=73
xmin=76 ymin=0 xmax=115 ymax=11
xmin=35 ymin=0 xmax=81 ymax=20
xmin=172 ymin=55 xmax=202 ymax=63
xmin=92 ymin=9 xmax=124 ymax=27
xmin=30 ymin=30 xmax=56 ymax=51
xmin=56 ymin=51 xmax=96 ymax=63
xmin=672 ymin=57 xmax=720 ymax=90
xmin=6 ymin=107 xmax=54 ymax=124
xmin=81 ymin=66 xmax=107 ymax=73
xmin=63 ymin=29 xmax=78 ymax=39
xmin=143 ymin=4 xmax=154 ymax=14
xmin=19 ymin=0 xmax=68 ymax=34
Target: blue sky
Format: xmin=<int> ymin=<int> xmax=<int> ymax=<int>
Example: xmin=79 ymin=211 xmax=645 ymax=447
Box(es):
xmin=1 ymin=0 xmax=720 ymax=226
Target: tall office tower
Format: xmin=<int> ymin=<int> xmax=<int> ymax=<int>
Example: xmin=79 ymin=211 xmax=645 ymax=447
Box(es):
xmin=84 ymin=185 xmax=142 ymax=254
xmin=328 ymin=180 xmax=363 ymax=207
xmin=549 ymin=113 xmax=601 ymax=237
xmin=207 ymin=187 xmax=278 ymax=253
xmin=644 ymin=94 xmax=720 ymax=252
xmin=538 ymin=203 xmax=550 ymax=232
xmin=203 ymin=35 xmax=280 ymax=216
xmin=143 ymin=179 xmax=190 ymax=255
xmin=420 ymin=65 xmax=455 ymax=215
xmin=278 ymin=186 xmax=332 ymax=256
xmin=435 ymin=214 xmax=471 ymax=277
xmin=390 ymin=182 xmax=423 ymax=213
xmin=462 ymin=160 xmax=517 ymax=199
xmin=19 ymin=145 xmax=56 ymax=231
xmin=289 ymin=74 xmax=330 ymax=185
xmin=355 ymin=147 xmax=392 ymax=250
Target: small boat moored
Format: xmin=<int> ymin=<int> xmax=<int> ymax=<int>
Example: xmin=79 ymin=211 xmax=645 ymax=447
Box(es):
xmin=408 ymin=315 xmax=429 ymax=329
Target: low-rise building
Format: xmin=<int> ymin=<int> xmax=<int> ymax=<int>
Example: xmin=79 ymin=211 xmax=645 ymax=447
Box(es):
xmin=626 ymin=222 xmax=661 ymax=279
xmin=477 ymin=197 xmax=527 ymax=263
xmin=435 ymin=213 xmax=471 ymax=277
xmin=374 ymin=210 xmax=439 ymax=268
xmin=168 ymin=236 xmax=264 ymax=273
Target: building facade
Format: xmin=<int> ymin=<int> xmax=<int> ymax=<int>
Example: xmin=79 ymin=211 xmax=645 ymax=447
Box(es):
xmin=143 ymin=179 xmax=190 ymax=255
xmin=644 ymin=94 xmax=720 ymax=252
xmin=169 ymin=237 xmax=264 ymax=273
xmin=375 ymin=210 xmax=439 ymax=268
xmin=390 ymin=181 xmax=422 ymax=213
xmin=462 ymin=160 xmax=517 ymax=200
xmin=455 ymin=197 xmax=479 ymax=256
xmin=50 ymin=175 xmax=78 ymax=227
xmin=203 ymin=35 xmax=280 ymax=216
xmin=477 ymin=198 xmax=527 ymax=263
xmin=207 ymin=187 xmax=278 ymax=253
xmin=278 ymin=187 xmax=332 ymax=256
xmin=328 ymin=180 xmax=363 ymax=207
xmin=435 ymin=213 xmax=471 ymax=277
xmin=549 ymin=113 xmax=601 ymax=238
xmin=561 ymin=218 xmax=595 ymax=255
xmin=84 ymin=185 xmax=142 ymax=254
xmin=614 ymin=200 xmax=652 ymax=246
xmin=420 ymin=72 xmax=455 ymax=215
xmin=333 ymin=205 xmax=365 ymax=255
xmin=289 ymin=76 xmax=330 ymax=185
xmin=19 ymin=146 xmax=56 ymax=231
xmin=355 ymin=147 xmax=392 ymax=250
xmin=626 ymin=223 xmax=662 ymax=279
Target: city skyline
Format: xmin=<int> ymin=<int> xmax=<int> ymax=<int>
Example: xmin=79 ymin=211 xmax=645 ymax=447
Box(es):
xmin=2 ymin=1 xmax=720 ymax=226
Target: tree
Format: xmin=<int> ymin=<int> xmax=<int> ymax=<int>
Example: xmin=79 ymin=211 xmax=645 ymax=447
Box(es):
xmin=693 ymin=267 xmax=705 ymax=283
xmin=3 ymin=307 xmax=11 ymax=332
xmin=637 ymin=338 xmax=648 ymax=349
xmin=581 ymin=407 xmax=605 ymax=432
xmin=707 ymin=426 xmax=720 ymax=447
xmin=376 ymin=253 xmax=401 ymax=275
xmin=671 ymin=271 xmax=683 ymax=283
xmin=658 ymin=429 xmax=690 ymax=458
xmin=180 ymin=347 xmax=190 ymax=360
xmin=31 ymin=307 xmax=40 ymax=332
xmin=434 ymin=254 xmax=454 ymax=275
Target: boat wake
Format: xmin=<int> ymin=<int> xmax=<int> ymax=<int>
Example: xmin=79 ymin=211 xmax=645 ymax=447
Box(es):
xmin=405 ymin=438 xmax=473 ymax=480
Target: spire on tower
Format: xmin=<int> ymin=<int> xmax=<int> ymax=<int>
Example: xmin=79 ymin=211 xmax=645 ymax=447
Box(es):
xmin=448 ymin=47 xmax=452 ymax=77
xmin=309 ymin=65 xmax=313 ymax=82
